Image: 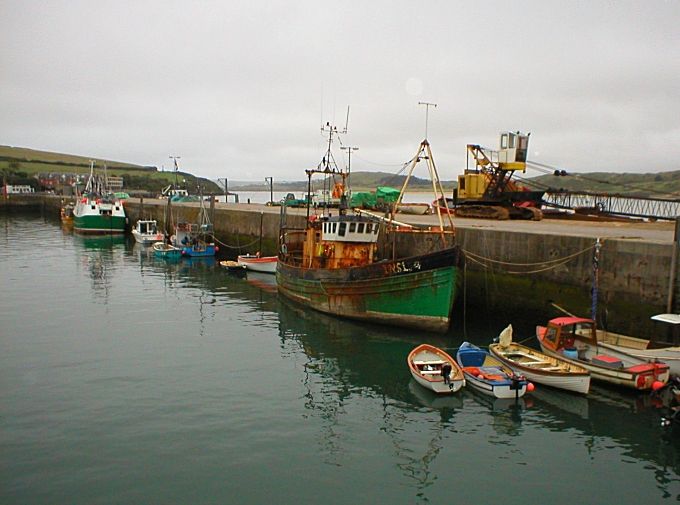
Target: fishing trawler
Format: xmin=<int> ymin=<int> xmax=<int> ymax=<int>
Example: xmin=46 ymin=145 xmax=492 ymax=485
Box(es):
xmin=276 ymin=115 xmax=462 ymax=332
xmin=73 ymin=162 xmax=126 ymax=234
xmin=172 ymin=195 xmax=217 ymax=257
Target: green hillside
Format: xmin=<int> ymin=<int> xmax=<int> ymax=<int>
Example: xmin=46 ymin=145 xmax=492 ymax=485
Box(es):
xmin=526 ymin=170 xmax=680 ymax=198
xmin=0 ymin=145 xmax=221 ymax=194
xmin=232 ymin=171 xmax=457 ymax=192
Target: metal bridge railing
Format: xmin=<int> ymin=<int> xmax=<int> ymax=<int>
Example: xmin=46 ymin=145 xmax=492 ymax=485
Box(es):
xmin=542 ymin=191 xmax=680 ymax=220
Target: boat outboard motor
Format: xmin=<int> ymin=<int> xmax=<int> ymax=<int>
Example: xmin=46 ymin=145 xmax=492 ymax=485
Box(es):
xmin=654 ymin=376 xmax=680 ymax=427
xmin=441 ymin=363 xmax=452 ymax=386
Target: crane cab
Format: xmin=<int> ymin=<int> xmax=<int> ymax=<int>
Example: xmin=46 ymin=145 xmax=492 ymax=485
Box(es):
xmin=498 ymin=131 xmax=530 ymax=172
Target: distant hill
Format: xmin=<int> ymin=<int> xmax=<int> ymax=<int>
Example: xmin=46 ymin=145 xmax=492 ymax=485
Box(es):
xmin=0 ymin=145 xmax=155 ymax=171
xmin=230 ymin=169 xmax=680 ymax=198
xmin=527 ymin=170 xmax=680 ymax=198
xmin=230 ymin=171 xmax=457 ymax=192
xmin=0 ymin=145 xmax=221 ymax=193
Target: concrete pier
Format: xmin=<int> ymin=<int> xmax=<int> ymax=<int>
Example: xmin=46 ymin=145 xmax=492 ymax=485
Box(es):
xmin=4 ymin=194 xmax=678 ymax=338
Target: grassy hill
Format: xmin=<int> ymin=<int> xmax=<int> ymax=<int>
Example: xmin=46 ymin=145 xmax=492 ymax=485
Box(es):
xmin=526 ymin=170 xmax=680 ymax=199
xmin=231 ymin=171 xmax=457 ymax=192
xmin=0 ymin=145 xmax=221 ymax=193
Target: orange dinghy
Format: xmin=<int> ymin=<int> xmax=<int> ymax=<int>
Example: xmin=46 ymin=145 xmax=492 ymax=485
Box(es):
xmin=408 ymin=344 xmax=465 ymax=394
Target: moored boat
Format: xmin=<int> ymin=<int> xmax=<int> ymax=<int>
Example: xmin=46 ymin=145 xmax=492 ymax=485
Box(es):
xmin=489 ymin=324 xmax=591 ymax=394
xmin=408 ymin=344 xmax=465 ymax=394
xmin=396 ymin=202 xmax=431 ymax=215
xmin=456 ymin=342 xmax=530 ymax=399
xmin=237 ymin=254 xmax=277 ymax=274
xmin=73 ymin=162 xmax=126 ymax=234
xmin=590 ymin=313 xmax=680 ymax=376
xmin=276 ymin=125 xmax=462 ymax=332
xmin=220 ymin=260 xmax=247 ymax=276
xmin=172 ymin=196 xmax=217 ymax=257
xmin=536 ymin=317 xmax=669 ymax=391
xmin=132 ymin=219 xmax=164 ymax=245
xmin=60 ymin=202 xmax=74 ymax=225
xmin=152 ymin=241 xmax=182 ymax=259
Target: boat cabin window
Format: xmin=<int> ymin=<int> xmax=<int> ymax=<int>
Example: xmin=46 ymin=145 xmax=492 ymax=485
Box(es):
xmin=332 ymin=223 xmax=337 ymax=233
xmin=366 ymin=223 xmax=372 ymax=234
xmin=501 ymin=133 xmax=508 ymax=149
xmin=508 ymin=133 xmax=515 ymax=148
xmin=91 ymin=205 xmax=96 ymax=209
xmin=349 ymin=223 xmax=356 ymax=233
xmin=338 ymin=222 xmax=347 ymax=237
xmin=358 ymin=223 xmax=365 ymax=233
xmin=374 ymin=225 xmax=379 ymax=235
xmin=544 ymin=326 xmax=558 ymax=345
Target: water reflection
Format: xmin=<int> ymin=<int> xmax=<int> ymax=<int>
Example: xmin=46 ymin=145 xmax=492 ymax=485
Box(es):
xmin=73 ymin=234 xmax=127 ymax=302
xmin=274 ymin=294 xmax=680 ymax=500
xmin=42 ymin=216 xmax=680 ymax=501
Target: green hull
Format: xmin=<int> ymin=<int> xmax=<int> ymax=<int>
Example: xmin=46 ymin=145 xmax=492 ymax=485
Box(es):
xmin=277 ymin=248 xmax=461 ymax=332
xmin=73 ymin=214 xmax=126 ymax=234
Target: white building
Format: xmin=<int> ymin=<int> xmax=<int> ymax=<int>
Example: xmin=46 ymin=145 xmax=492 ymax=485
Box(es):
xmin=2 ymin=185 xmax=35 ymax=194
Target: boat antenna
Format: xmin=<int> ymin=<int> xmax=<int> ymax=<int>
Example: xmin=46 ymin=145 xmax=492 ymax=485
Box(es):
xmin=418 ymin=101 xmax=437 ymax=140
xmin=340 ymin=145 xmax=358 ymax=193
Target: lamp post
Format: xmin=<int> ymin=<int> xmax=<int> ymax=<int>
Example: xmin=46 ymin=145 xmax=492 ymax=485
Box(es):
xmin=265 ymin=177 xmax=273 ymax=204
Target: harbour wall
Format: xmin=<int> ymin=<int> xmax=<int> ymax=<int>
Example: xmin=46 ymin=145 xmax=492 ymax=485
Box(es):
xmin=5 ymin=194 xmax=677 ymax=338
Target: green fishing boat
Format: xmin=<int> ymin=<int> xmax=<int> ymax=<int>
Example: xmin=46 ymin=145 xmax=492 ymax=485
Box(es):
xmin=276 ymin=124 xmax=461 ymax=332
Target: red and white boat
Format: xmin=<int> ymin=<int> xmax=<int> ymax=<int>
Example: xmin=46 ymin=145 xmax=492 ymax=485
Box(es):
xmin=536 ymin=317 xmax=670 ymax=391
xmin=237 ymin=254 xmax=277 ymax=274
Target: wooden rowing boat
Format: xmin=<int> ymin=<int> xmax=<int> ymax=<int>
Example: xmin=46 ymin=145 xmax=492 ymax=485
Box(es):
xmin=489 ymin=324 xmax=590 ymax=394
xmin=237 ymin=254 xmax=277 ymax=274
xmin=408 ymin=344 xmax=465 ymax=394
xmin=153 ymin=241 xmax=181 ymax=259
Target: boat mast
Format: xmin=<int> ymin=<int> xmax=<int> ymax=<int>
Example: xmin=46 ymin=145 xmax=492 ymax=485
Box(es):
xmin=85 ymin=160 xmax=95 ymax=195
xmin=395 ymin=102 xmax=455 ymax=247
xmin=169 ymin=155 xmax=181 ymax=190
xmin=306 ymin=116 xmax=349 ymax=219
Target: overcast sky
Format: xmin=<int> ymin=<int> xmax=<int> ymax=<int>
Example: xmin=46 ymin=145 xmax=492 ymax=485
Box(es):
xmin=2 ymin=1 xmax=679 ymax=182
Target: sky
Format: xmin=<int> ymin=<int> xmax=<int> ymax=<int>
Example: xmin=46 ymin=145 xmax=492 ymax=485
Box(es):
xmin=1 ymin=1 xmax=679 ymax=183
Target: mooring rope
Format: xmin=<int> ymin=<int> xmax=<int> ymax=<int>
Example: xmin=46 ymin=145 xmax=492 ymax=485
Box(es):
xmin=211 ymin=235 xmax=260 ymax=250
xmin=462 ymin=240 xmax=600 ymax=275
xmin=462 ymin=243 xmax=596 ymax=267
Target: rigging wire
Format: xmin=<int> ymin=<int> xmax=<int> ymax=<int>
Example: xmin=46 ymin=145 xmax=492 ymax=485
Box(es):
xmin=525 ymin=160 xmax=680 ymax=197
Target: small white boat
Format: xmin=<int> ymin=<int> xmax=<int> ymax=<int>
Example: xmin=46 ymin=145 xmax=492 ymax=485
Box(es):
xmin=407 ymin=344 xmax=465 ymax=394
xmin=132 ymin=220 xmax=164 ymax=245
xmin=489 ymin=325 xmax=591 ymax=395
xmin=396 ymin=203 xmax=431 ymax=215
xmin=456 ymin=342 xmax=530 ymax=399
xmin=592 ymin=313 xmax=680 ymax=376
xmin=237 ymin=254 xmax=277 ymax=274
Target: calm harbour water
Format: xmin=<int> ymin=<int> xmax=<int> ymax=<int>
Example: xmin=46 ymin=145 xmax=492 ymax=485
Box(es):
xmin=2 ymin=211 xmax=680 ymax=504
